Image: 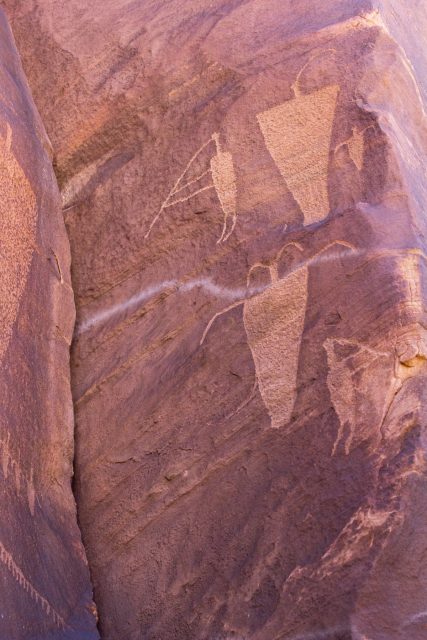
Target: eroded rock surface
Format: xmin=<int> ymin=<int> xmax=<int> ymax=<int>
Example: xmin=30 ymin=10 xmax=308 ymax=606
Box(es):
xmin=3 ymin=1 xmax=427 ymax=638
xmin=0 ymin=8 xmax=99 ymax=639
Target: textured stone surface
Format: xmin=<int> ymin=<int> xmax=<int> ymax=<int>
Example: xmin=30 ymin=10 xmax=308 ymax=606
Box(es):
xmin=3 ymin=1 xmax=427 ymax=638
xmin=0 ymin=8 xmax=99 ymax=639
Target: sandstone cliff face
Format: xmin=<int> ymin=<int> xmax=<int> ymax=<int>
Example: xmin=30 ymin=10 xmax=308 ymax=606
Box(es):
xmin=3 ymin=1 xmax=427 ymax=639
xmin=0 ymin=8 xmax=99 ymax=640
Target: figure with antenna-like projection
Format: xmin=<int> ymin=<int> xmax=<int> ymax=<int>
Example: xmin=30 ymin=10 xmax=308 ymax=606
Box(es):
xmin=201 ymin=239 xmax=356 ymax=429
xmin=145 ymin=131 xmax=237 ymax=244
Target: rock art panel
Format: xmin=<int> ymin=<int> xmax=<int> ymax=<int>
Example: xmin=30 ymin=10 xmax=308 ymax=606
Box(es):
xmin=4 ymin=1 xmax=427 ymax=639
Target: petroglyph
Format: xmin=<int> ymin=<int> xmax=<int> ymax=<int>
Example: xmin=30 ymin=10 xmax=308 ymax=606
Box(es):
xmin=257 ymin=83 xmax=339 ymax=225
xmin=211 ymin=133 xmax=237 ymax=243
xmin=325 ymin=250 xmax=427 ymax=452
xmin=243 ymin=263 xmax=307 ymax=428
xmin=0 ymin=122 xmax=37 ymax=364
xmin=202 ymin=241 xmax=355 ymax=428
xmin=326 ymin=340 xmax=382 ymax=454
xmin=335 ymin=125 xmax=375 ymax=171
xmin=0 ymin=432 xmax=36 ymax=515
xmin=144 ymin=137 xmax=214 ymax=239
xmin=324 ymin=339 xmax=395 ymax=454
xmin=145 ymin=132 xmax=237 ymax=243
xmin=257 ymin=50 xmax=338 ymax=225
xmin=0 ymin=541 xmax=67 ymax=629
xmin=397 ymin=251 xmax=423 ymax=314
xmin=345 ymin=127 xmax=365 ymax=171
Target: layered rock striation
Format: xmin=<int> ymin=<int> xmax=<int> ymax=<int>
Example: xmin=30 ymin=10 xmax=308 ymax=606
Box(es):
xmin=2 ymin=1 xmax=427 ymax=639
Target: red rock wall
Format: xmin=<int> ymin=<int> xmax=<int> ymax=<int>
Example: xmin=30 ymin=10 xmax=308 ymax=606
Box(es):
xmin=0 ymin=7 xmax=99 ymax=639
xmin=3 ymin=1 xmax=427 ymax=639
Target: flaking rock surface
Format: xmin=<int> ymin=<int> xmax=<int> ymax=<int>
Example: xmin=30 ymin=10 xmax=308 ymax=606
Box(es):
xmin=0 ymin=7 xmax=99 ymax=640
xmin=3 ymin=1 xmax=427 ymax=638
